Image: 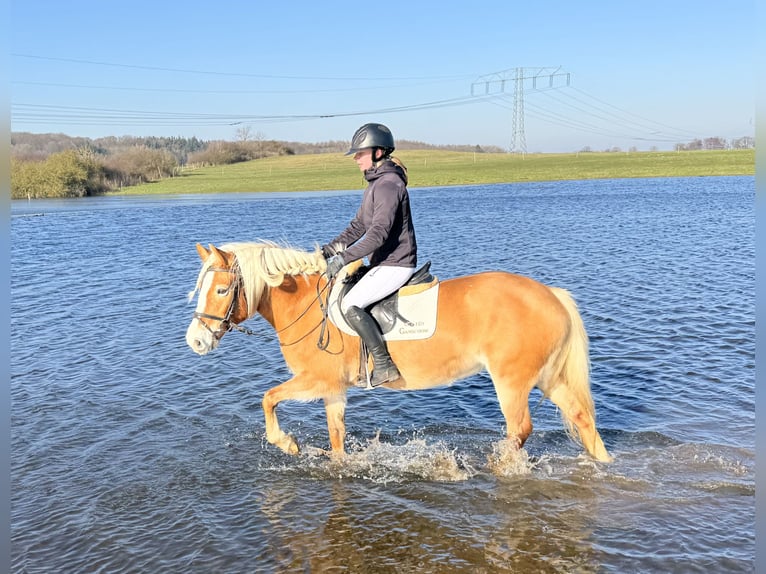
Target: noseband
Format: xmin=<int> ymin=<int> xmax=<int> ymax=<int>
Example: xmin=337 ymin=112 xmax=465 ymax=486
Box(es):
xmin=192 ymin=266 xmax=242 ymax=340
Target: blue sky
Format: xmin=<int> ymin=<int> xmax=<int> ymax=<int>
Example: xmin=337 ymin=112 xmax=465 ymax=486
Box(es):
xmin=10 ymin=0 xmax=755 ymax=152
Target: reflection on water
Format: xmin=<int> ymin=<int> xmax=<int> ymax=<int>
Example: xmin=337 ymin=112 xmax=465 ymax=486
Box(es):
xmin=255 ymin=462 xmax=603 ymax=573
xmin=11 ymin=177 xmax=754 ymax=572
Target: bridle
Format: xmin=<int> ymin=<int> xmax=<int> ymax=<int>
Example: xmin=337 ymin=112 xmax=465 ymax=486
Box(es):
xmin=191 ymin=261 xmax=337 ymax=349
xmin=192 ymin=266 xmax=243 ymax=340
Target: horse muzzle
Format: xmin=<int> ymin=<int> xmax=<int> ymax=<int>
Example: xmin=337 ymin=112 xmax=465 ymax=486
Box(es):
xmin=186 ymin=316 xmax=225 ymax=355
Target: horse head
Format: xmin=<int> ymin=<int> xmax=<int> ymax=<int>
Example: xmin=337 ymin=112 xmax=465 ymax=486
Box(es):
xmin=185 ymin=241 xmax=327 ymax=355
xmin=186 ymin=243 xmax=248 ymax=355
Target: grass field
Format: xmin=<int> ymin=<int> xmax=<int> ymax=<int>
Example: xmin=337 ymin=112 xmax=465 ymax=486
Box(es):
xmin=121 ymin=149 xmax=755 ymax=195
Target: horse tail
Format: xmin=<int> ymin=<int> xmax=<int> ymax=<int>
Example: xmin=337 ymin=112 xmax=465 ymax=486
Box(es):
xmin=544 ymin=287 xmax=597 ymax=446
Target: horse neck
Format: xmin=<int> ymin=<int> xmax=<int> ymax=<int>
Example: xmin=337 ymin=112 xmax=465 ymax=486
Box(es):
xmin=255 ymin=274 xmax=324 ymax=333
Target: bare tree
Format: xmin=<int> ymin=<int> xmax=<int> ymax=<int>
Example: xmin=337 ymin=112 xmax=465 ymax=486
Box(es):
xmin=235 ymin=125 xmax=253 ymax=142
xmin=703 ymin=137 xmax=727 ymax=150
xmin=731 ymin=136 xmax=755 ymax=149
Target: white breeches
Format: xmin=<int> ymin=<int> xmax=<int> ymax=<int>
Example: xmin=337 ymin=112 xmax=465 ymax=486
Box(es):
xmin=340 ymin=265 xmax=415 ymax=313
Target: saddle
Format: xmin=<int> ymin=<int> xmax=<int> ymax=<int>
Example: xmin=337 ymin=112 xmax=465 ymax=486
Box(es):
xmin=338 ymin=261 xmax=435 ymax=335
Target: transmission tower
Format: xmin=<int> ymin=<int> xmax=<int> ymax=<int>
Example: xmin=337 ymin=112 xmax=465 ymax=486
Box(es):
xmin=511 ymin=67 xmax=526 ymax=154
xmin=471 ymin=67 xmax=570 ymax=154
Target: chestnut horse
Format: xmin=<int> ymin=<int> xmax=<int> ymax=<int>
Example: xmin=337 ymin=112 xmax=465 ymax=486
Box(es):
xmin=185 ymin=241 xmax=612 ymax=463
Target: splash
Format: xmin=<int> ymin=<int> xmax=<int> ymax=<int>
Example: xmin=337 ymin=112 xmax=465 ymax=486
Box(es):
xmin=486 ymin=439 xmax=540 ymax=477
xmin=307 ymin=432 xmax=478 ymax=483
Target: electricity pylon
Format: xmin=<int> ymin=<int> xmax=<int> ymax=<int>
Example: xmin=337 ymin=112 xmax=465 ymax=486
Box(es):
xmin=511 ymin=67 xmax=526 ymax=154
xmin=471 ymin=66 xmax=570 ymax=154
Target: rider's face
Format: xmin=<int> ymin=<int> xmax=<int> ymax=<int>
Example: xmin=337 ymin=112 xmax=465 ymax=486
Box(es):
xmin=353 ymin=148 xmax=374 ymax=172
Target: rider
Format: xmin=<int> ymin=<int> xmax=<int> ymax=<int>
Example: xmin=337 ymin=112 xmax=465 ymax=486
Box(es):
xmin=322 ymin=122 xmax=418 ymax=387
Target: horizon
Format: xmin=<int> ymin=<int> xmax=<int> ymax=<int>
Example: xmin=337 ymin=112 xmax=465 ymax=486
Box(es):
xmin=12 ymin=129 xmax=750 ymax=155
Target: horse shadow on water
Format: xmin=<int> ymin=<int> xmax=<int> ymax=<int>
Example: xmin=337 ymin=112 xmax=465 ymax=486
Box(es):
xmin=185 ymin=241 xmax=614 ymax=478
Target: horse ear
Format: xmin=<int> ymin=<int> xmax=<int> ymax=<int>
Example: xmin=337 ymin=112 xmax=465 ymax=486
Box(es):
xmin=208 ymin=244 xmax=234 ymax=265
xmin=196 ymin=243 xmax=210 ymax=261
xmin=209 ymin=244 xmax=223 ymax=260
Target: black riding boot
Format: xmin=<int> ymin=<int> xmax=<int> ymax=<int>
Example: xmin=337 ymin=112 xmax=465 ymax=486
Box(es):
xmin=344 ymin=305 xmax=401 ymax=387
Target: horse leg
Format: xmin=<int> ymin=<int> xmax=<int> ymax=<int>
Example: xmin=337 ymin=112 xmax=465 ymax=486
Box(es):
xmin=261 ymin=374 xmax=333 ymax=455
xmin=489 ymin=371 xmax=535 ymax=449
xmin=547 ymin=384 xmax=613 ymax=462
xmin=323 ymin=396 xmax=347 ymax=455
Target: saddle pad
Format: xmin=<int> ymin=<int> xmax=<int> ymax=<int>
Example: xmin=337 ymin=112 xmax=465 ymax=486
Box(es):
xmin=328 ymin=269 xmax=440 ymax=341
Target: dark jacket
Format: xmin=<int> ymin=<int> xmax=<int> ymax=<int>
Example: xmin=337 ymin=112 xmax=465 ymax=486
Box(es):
xmin=329 ymin=159 xmax=417 ymax=268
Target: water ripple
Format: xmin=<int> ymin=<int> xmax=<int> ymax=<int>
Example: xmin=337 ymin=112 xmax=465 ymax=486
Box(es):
xmin=11 ymin=177 xmax=754 ymax=572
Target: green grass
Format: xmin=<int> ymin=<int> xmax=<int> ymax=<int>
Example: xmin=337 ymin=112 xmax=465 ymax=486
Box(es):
xmin=119 ymin=149 xmax=755 ymax=195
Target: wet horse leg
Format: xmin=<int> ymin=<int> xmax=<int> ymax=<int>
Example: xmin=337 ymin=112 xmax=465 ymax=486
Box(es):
xmin=261 ymin=374 xmax=329 ymax=455
xmin=489 ymin=370 xmax=535 ymax=449
xmin=323 ymin=396 xmax=347 ymax=455
xmin=547 ymin=384 xmax=613 ymax=462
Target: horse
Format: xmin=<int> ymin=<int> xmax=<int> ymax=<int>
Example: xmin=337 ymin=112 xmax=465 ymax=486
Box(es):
xmin=185 ymin=241 xmax=613 ymax=463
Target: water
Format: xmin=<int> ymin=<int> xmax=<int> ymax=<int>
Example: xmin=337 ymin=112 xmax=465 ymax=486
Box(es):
xmin=11 ymin=177 xmax=754 ymax=573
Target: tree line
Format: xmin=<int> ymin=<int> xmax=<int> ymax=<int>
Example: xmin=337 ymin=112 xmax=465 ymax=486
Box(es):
xmin=674 ymin=136 xmax=754 ymax=151
xmin=10 ymin=131 xmax=752 ymax=199
xmin=10 ymin=133 xmax=296 ymax=199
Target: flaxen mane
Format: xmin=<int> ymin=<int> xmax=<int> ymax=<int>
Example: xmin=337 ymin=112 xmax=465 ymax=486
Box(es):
xmin=190 ymin=242 xmax=326 ymax=309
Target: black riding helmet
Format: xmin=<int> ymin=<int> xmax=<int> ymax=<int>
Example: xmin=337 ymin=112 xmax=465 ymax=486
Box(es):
xmin=345 ymin=123 xmax=395 ymax=157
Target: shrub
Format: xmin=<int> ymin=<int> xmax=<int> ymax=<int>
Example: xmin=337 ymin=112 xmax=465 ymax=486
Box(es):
xmin=11 ymin=149 xmax=102 ymax=199
xmin=187 ymin=140 xmax=294 ymax=166
xmin=102 ymin=146 xmax=178 ymax=187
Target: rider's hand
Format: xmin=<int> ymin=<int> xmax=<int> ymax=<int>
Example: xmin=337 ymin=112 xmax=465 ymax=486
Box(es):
xmin=321 ymin=244 xmax=335 ymax=258
xmin=325 ymin=255 xmax=344 ymax=279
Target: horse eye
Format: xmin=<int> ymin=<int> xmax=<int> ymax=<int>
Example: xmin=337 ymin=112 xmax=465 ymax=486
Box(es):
xmin=216 ymin=285 xmax=230 ymax=295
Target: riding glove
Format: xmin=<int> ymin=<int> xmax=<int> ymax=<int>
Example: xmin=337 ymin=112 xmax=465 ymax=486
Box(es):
xmin=325 ymin=255 xmax=344 ymax=279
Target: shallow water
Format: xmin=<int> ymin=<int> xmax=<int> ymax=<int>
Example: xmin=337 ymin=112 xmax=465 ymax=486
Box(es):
xmin=11 ymin=176 xmax=754 ymax=572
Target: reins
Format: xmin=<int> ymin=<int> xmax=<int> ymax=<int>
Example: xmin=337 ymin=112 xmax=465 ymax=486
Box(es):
xmin=236 ymin=268 xmax=336 ymax=350
xmin=269 ymin=273 xmax=334 ymax=351
xmin=315 ymin=275 xmax=335 ymax=351
xmin=194 ymin=258 xmax=337 ymax=351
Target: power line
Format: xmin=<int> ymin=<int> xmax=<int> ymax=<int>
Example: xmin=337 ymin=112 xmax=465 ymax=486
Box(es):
xmin=492 ymin=94 xmax=697 ymax=144
xmin=472 ymin=67 xmax=571 ymax=153
xmin=12 ymin=53 xmax=473 ymax=83
xmin=12 ymin=79 xmax=460 ymax=96
xmin=11 ymin=94 xmax=498 ymax=127
xmin=11 ymin=55 xmax=708 ymax=147
xmin=471 ymin=65 xmax=703 ymax=148
xmin=567 ymin=86 xmax=699 ymax=137
xmin=533 ymin=89 xmax=697 ymax=141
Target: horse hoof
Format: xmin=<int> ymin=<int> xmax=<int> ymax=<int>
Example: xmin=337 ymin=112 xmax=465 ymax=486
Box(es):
xmin=282 ymin=437 xmax=300 ymax=456
xmin=269 ymin=432 xmax=300 ymax=455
